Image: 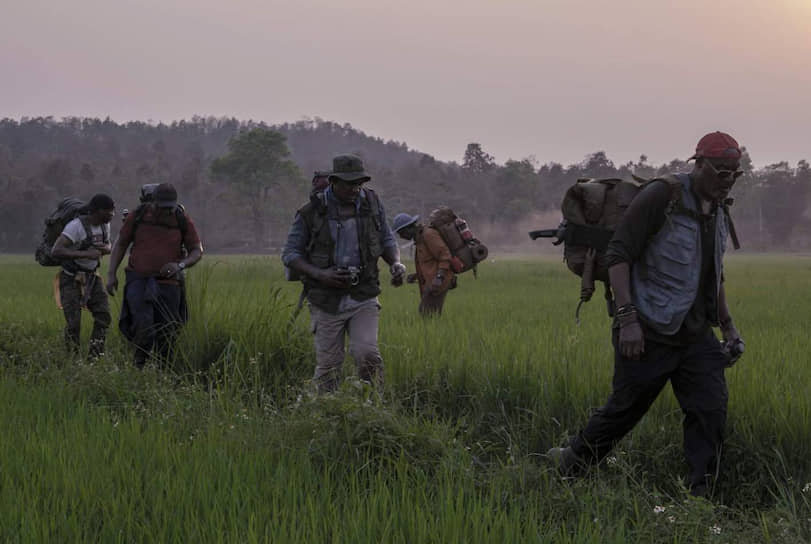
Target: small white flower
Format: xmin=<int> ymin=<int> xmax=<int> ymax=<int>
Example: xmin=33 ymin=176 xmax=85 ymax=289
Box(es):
xmin=653 ymin=505 xmax=666 ymax=514
xmin=667 ymin=515 xmax=676 ymax=523
xmin=607 ymin=456 xmax=618 ymax=465
xmin=709 ymin=524 xmax=721 ymax=535
xmin=803 ymin=482 xmax=811 ymax=493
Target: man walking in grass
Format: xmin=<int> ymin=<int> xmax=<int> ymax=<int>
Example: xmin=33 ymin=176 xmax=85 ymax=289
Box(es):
xmin=282 ymin=154 xmax=406 ymax=393
xmin=548 ymin=132 xmax=746 ymax=498
xmin=106 ymin=183 xmax=203 ymax=368
xmin=50 ymin=193 xmax=116 ymax=357
xmin=391 ymin=213 xmax=455 ymax=316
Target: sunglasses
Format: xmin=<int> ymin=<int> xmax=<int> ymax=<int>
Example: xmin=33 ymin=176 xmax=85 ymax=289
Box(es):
xmin=704 ymin=160 xmax=744 ymax=181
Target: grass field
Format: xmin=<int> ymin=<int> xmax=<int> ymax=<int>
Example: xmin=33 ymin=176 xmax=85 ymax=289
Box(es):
xmin=1 ymin=253 xmax=809 ymax=542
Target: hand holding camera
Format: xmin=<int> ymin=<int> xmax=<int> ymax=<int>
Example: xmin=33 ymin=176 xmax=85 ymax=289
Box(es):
xmin=319 ymin=267 xmax=353 ymax=289
xmin=390 ymin=262 xmax=406 ymax=287
xmin=721 ymin=338 xmax=745 ymax=367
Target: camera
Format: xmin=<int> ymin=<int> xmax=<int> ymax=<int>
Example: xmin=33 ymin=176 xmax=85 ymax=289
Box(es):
xmin=338 ymin=266 xmax=361 ymax=286
xmin=721 ymin=338 xmax=745 ymax=366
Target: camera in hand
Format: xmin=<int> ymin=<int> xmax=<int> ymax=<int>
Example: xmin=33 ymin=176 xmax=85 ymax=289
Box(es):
xmin=337 ymin=266 xmax=361 ymax=286
xmin=721 ymin=338 xmax=745 ymax=366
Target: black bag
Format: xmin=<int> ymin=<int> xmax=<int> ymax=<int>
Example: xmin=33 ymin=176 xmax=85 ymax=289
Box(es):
xmin=35 ymin=198 xmax=86 ymax=266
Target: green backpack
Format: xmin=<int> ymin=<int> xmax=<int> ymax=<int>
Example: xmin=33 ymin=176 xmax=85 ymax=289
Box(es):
xmin=531 ymin=175 xmax=740 ymax=320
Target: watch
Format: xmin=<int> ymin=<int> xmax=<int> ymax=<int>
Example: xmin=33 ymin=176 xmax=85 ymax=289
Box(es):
xmin=178 ymin=262 xmax=186 ymax=270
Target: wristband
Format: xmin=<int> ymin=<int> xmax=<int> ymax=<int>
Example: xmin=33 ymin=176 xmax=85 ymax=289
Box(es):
xmin=615 ymin=309 xmax=639 ymax=328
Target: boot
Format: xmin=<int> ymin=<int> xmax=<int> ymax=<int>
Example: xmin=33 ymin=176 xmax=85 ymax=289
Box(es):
xmin=547 ymin=446 xmax=585 ymax=476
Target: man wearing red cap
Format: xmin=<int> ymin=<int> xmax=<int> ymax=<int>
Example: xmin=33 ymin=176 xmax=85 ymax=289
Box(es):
xmin=549 ymin=132 xmax=745 ymax=498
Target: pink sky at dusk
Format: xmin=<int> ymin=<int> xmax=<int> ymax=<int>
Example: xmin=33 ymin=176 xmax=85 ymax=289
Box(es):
xmin=2 ymin=0 xmax=809 ymax=168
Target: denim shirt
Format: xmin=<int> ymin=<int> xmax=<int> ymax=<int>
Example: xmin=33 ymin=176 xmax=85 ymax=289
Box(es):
xmin=282 ymin=187 xmax=397 ymax=268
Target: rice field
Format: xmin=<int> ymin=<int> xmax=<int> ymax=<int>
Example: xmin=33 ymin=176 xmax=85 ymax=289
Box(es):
xmin=0 ymin=253 xmax=809 ymax=542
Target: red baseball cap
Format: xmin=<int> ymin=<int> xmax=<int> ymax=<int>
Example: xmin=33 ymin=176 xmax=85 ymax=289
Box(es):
xmin=689 ymin=131 xmax=742 ymax=160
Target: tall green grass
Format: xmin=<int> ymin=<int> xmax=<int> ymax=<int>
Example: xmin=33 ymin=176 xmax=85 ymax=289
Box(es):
xmin=0 ymin=254 xmax=809 ymax=542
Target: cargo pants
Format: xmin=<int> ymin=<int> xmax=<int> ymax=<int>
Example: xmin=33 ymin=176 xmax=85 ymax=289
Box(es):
xmin=59 ymin=271 xmax=111 ymax=357
xmin=569 ymin=331 xmax=728 ymax=495
xmin=309 ymin=299 xmax=383 ymax=393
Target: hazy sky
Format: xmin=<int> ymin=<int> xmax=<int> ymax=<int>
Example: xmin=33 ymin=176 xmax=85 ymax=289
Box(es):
xmin=2 ymin=0 xmax=809 ymax=167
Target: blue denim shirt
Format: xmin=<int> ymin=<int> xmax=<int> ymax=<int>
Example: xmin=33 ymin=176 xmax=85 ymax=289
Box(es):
xmin=282 ymin=187 xmax=397 ymax=268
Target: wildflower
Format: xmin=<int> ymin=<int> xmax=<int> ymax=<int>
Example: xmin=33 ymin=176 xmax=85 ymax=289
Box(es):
xmin=667 ymin=515 xmax=676 ymax=523
xmin=803 ymin=483 xmax=811 ymax=493
xmin=709 ymin=524 xmax=721 ymax=535
xmin=653 ymin=505 xmax=666 ymax=514
xmin=607 ymin=456 xmax=618 ymax=465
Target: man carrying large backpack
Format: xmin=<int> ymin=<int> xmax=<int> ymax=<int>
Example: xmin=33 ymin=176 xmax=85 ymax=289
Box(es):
xmin=282 ymin=154 xmax=406 ymax=393
xmin=392 ymin=213 xmax=455 ymax=316
xmin=106 ymin=183 xmax=203 ymax=368
xmin=50 ymin=193 xmax=116 ymax=357
xmin=548 ymin=132 xmax=746 ymax=498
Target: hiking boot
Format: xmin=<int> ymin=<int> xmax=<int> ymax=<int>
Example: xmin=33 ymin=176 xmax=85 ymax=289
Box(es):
xmin=546 ymin=446 xmax=584 ymax=476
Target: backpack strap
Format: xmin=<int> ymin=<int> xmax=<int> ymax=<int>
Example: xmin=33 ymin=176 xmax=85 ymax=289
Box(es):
xmin=722 ymin=199 xmax=741 ymax=250
xmin=302 ymin=192 xmax=328 ymax=256
xmin=132 ymin=203 xmax=188 ymax=249
xmin=78 ymin=215 xmax=94 ymax=250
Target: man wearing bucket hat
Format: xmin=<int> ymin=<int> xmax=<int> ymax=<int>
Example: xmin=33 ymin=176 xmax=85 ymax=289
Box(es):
xmin=392 ymin=213 xmax=455 ymax=316
xmin=283 ymin=154 xmax=406 ymax=393
xmin=548 ymin=132 xmax=745 ymax=498
xmin=107 ymin=182 xmax=203 ymax=368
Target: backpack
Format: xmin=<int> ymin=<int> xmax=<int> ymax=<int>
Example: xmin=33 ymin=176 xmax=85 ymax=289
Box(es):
xmin=311 ymin=171 xmax=330 ymax=194
xmin=130 ymin=203 xmax=188 ymax=240
xmin=533 ymin=175 xmax=740 ymax=320
xmin=35 ymin=197 xmax=87 ymax=266
xmin=426 ymin=206 xmax=488 ymax=274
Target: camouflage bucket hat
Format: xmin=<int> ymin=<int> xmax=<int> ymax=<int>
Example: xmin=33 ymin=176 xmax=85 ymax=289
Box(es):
xmin=328 ymin=154 xmax=371 ymax=184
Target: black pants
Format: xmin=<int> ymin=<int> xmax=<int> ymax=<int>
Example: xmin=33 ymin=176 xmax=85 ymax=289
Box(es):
xmin=570 ymin=330 xmax=728 ymax=492
xmin=124 ymin=279 xmax=184 ymax=366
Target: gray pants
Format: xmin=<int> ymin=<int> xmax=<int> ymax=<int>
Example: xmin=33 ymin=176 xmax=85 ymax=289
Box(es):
xmin=309 ymin=300 xmax=383 ymax=393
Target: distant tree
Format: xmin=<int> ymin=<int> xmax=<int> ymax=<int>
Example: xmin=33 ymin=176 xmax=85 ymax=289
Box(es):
xmin=462 ymin=143 xmax=495 ymax=173
xmin=759 ymin=161 xmax=809 ymax=245
xmin=496 ymin=159 xmax=536 ymax=221
xmin=41 ymin=158 xmax=74 ymax=193
xmin=577 ymin=151 xmax=616 ymax=179
xmin=210 ymin=128 xmax=305 ymax=249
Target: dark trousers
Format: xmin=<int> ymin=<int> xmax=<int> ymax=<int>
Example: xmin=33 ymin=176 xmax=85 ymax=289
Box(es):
xmin=570 ymin=331 xmax=728 ymax=492
xmin=59 ymin=271 xmax=111 ymax=357
xmin=124 ymin=279 xmax=183 ymax=367
xmin=419 ymin=289 xmax=448 ymax=317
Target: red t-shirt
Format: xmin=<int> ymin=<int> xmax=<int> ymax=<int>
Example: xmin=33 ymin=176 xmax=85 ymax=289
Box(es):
xmin=118 ymin=205 xmax=201 ymax=277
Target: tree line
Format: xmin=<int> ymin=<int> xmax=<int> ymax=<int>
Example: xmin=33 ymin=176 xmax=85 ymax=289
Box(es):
xmin=0 ymin=116 xmax=808 ymax=252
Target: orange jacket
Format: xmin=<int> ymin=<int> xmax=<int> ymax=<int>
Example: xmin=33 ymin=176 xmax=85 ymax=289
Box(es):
xmin=414 ymin=226 xmax=454 ymax=294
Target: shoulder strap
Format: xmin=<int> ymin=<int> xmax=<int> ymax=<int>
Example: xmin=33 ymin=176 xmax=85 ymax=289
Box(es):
xmin=301 ymin=193 xmax=327 ymax=254
xmin=362 ymin=188 xmax=382 ymax=231
xmin=649 ymin=174 xmax=700 ymax=220
xmin=174 ymin=206 xmax=188 ymax=237
xmin=78 ymin=216 xmax=94 ymax=249
xmin=363 ymin=188 xmax=380 ymax=217
xmin=722 ymin=200 xmax=741 ymax=250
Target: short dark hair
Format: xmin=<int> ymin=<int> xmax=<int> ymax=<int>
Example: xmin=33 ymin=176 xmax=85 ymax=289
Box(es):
xmin=88 ymin=193 xmax=115 ymax=211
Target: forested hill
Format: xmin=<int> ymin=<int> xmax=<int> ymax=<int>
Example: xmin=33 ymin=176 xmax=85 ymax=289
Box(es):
xmin=1 ymin=116 xmax=809 ymax=252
